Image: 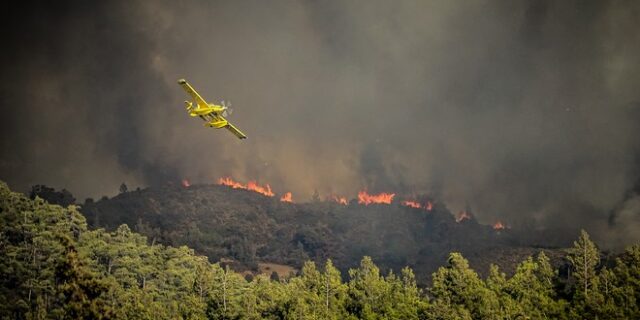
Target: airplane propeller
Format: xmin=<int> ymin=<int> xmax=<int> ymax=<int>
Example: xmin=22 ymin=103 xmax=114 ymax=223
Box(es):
xmin=221 ymin=100 xmax=233 ymax=117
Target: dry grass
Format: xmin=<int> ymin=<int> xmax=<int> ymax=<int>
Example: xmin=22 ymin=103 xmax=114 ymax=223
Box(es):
xmin=258 ymin=262 xmax=297 ymax=278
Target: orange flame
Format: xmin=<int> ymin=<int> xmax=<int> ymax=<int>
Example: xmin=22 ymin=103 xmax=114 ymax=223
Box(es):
xmin=246 ymin=181 xmax=274 ymax=197
xmin=401 ymin=200 xmax=422 ymax=209
xmin=493 ymin=221 xmax=506 ymax=230
xmin=280 ymin=192 xmax=293 ymax=203
xmin=330 ymin=195 xmax=348 ymax=205
xmin=401 ymin=199 xmax=434 ymax=211
xmin=456 ymin=211 xmax=471 ymax=223
xmin=181 ymin=179 xmax=191 ymax=188
xmin=218 ymin=177 xmax=274 ymax=197
xmin=218 ymin=177 xmax=244 ymax=189
xmin=358 ymin=191 xmax=395 ymax=205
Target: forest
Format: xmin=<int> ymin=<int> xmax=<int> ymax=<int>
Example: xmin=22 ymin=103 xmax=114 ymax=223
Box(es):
xmin=78 ymin=182 xmax=571 ymax=287
xmin=1 ymin=181 xmax=639 ymax=319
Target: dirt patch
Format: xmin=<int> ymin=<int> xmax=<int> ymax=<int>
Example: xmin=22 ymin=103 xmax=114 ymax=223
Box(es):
xmin=258 ymin=262 xmax=297 ymax=278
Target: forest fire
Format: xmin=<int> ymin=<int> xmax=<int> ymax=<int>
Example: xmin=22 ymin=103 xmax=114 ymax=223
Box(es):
xmin=493 ymin=221 xmax=506 ymax=230
xmin=181 ymin=179 xmax=190 ymax=188
xmin=330 ymin=195 xmax=348 ymax=205
xmin=426 ymin=201 xmax=433 ymax=211
xmin=280 ymin=192 xmax=293 ymax=203
xmin=358 ymin=191 xmax=395 ymax=205
xmin=246 ymin=181 xmax=275 ymax=197
xmin=218 ymin=177 xmax=244 ymax=189
xmin=401 ymin=199 xmax=434 ymax=211
xmin=218 ymin=177 xmax=274 ymax=197
xmin=402 ymin=200 xmax=422 ymax=209
xmin=456 ymin=211 xmax=472 ymax=222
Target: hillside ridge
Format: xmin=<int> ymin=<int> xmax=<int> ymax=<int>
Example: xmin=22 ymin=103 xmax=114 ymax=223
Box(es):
xmin=81 ymin=183 xmax=569 ymax=284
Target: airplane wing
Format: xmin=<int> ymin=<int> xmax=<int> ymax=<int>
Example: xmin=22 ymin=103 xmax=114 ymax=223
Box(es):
xmin=178 ymin=79 xmax=209 ymax=107
xmin=225 ymin=121 xmax=248 ymax=139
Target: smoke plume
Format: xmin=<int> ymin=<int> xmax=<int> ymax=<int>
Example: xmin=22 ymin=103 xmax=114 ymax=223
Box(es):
xmin=2 ymin=0 xmax=640 ymax=246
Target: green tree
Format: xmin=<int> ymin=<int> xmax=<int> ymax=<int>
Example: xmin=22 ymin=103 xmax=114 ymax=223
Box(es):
xmin=611 ymin=244 xmax=640 ymax=318
xmin=0 ymin=181 xmax=107 ymax=319
xmin=423 ymin=300 xmax=472 ymax=320
xmin=346 ymin=256 xmax=395 ymax=319
xmin=251 ymin=274 xmax=288 ymax=319
xmin=505 ymin=253 xmax=566 ymax=319
xmin=29 ymin=184 xmax=76 ymax=207
xmin=53 ymin=237 xmax=112 ymax=319
xmin=593 ymin=267 xmax=625 ymax=319
xmin=430 ymin=253 xmax=499 ymax=319
xmin=208 ymin=264 xmax=248 ymax=319
xmin=7 ymin=180 xmax=640 ymax=320
xmin=567 ymin=230 xmax=601 ymax=318
xmin=535 ymin=251 xmax=568 ymax=317
xmin=384 ymin=267 xmax=426 ymax=319
xmin=567 ymin=230 xmax=600 ymax=300
xmin=286 ymin=261 xmax=324 ymax=319
xmin=485 ymin=264 xmax=521 ymax=319
xmin=321 ymin=259 xmax=349 ymax=319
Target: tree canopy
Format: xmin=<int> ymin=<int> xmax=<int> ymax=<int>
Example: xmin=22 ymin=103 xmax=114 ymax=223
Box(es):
xmin=1 ymin=181 xmax=639 ymax=319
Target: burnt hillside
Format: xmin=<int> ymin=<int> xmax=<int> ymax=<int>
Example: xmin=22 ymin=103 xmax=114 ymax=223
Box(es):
xmin=81 ymin=183 xmax=568 ymax=285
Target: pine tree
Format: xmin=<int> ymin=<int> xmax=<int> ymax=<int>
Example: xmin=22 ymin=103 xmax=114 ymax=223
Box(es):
xmin=594 ymin=267 xmax=624 ymax=319
xmin=486 ymin=264 xmax=521 ymax=319
xmin=322 ymin=259 xmax=348 ymax=319
xmin=286 ymin=261 xmax=324 ymax=318
xmin=347 ymin=256 xmax=391 ymax=319
xmin=54 ymin=237 xmax=112 ymax=319
xmin=7 ymin=180 xmax=640 ymax=320
xmin=505 ymin=254 xmax=566 ymax=319
xmin=0 ymin=181 xmax=107 ymax=319
xmin=386 ymin=267 xmax=425 ymax=319
xmin=567 ymin=230 xmax=600 ymax=300
xmin=567 ymin=230 xmax=601 ymax=318
xmin=612 ymin=244 xmax=640 ymax=318
xmin=430 ymin=253 xmax=499 ymax=319
xmin=251 ymin=274 xmax=288 ymax=319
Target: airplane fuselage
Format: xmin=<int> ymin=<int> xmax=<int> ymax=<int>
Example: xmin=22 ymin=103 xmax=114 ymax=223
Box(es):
xmin=178 ymin=79 xmax=247 ymax=139
xmin=184 ymin=101 xmax=228 ymax=128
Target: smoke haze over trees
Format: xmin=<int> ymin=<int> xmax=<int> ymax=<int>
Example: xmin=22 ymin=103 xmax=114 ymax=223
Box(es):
xmin=3 ymin=181 xmax=640 ymax=319
xmin=2 ymin=1 xmax=640 ymax=246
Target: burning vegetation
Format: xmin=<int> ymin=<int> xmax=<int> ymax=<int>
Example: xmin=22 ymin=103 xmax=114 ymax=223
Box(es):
xmin=402 ymin=200 xmax=422 ymax=209
xmin=216 ymin=176 xmax=510 ymax=228
xmin=456 ymin=211 xmax=472 ymax=223
xmin=401 ymin=199 xmax=434 ymax=211
xmin=357 ymin=190 xmax=395 ymax=205
xmin=493 ymin=221 xmax=507 ymax=230
xmin=218 ymin=177 xmax=274 ymax=197
xmin=328 ymin=195 xmax=348 ymax=205
xmin=5 ymin=181 xmax=640 ymax=319
xmin=280 ymin=192 xmax=293 ymax=203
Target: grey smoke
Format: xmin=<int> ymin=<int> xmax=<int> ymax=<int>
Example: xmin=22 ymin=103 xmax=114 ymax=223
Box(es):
xmin=1 ymin=0 xmax=640 ymax=246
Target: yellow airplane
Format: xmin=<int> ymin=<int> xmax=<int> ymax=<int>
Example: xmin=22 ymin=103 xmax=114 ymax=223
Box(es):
xmin=178 ymin=79 xmax=247 ymax=139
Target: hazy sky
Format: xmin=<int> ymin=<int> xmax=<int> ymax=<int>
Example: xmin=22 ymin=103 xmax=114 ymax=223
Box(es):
xmin=2 ymin=0 xmax=640 ymax=246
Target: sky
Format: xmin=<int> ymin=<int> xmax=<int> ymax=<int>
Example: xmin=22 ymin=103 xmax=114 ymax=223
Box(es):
xmin=1 ymin=0 xmax=640 ymax=246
